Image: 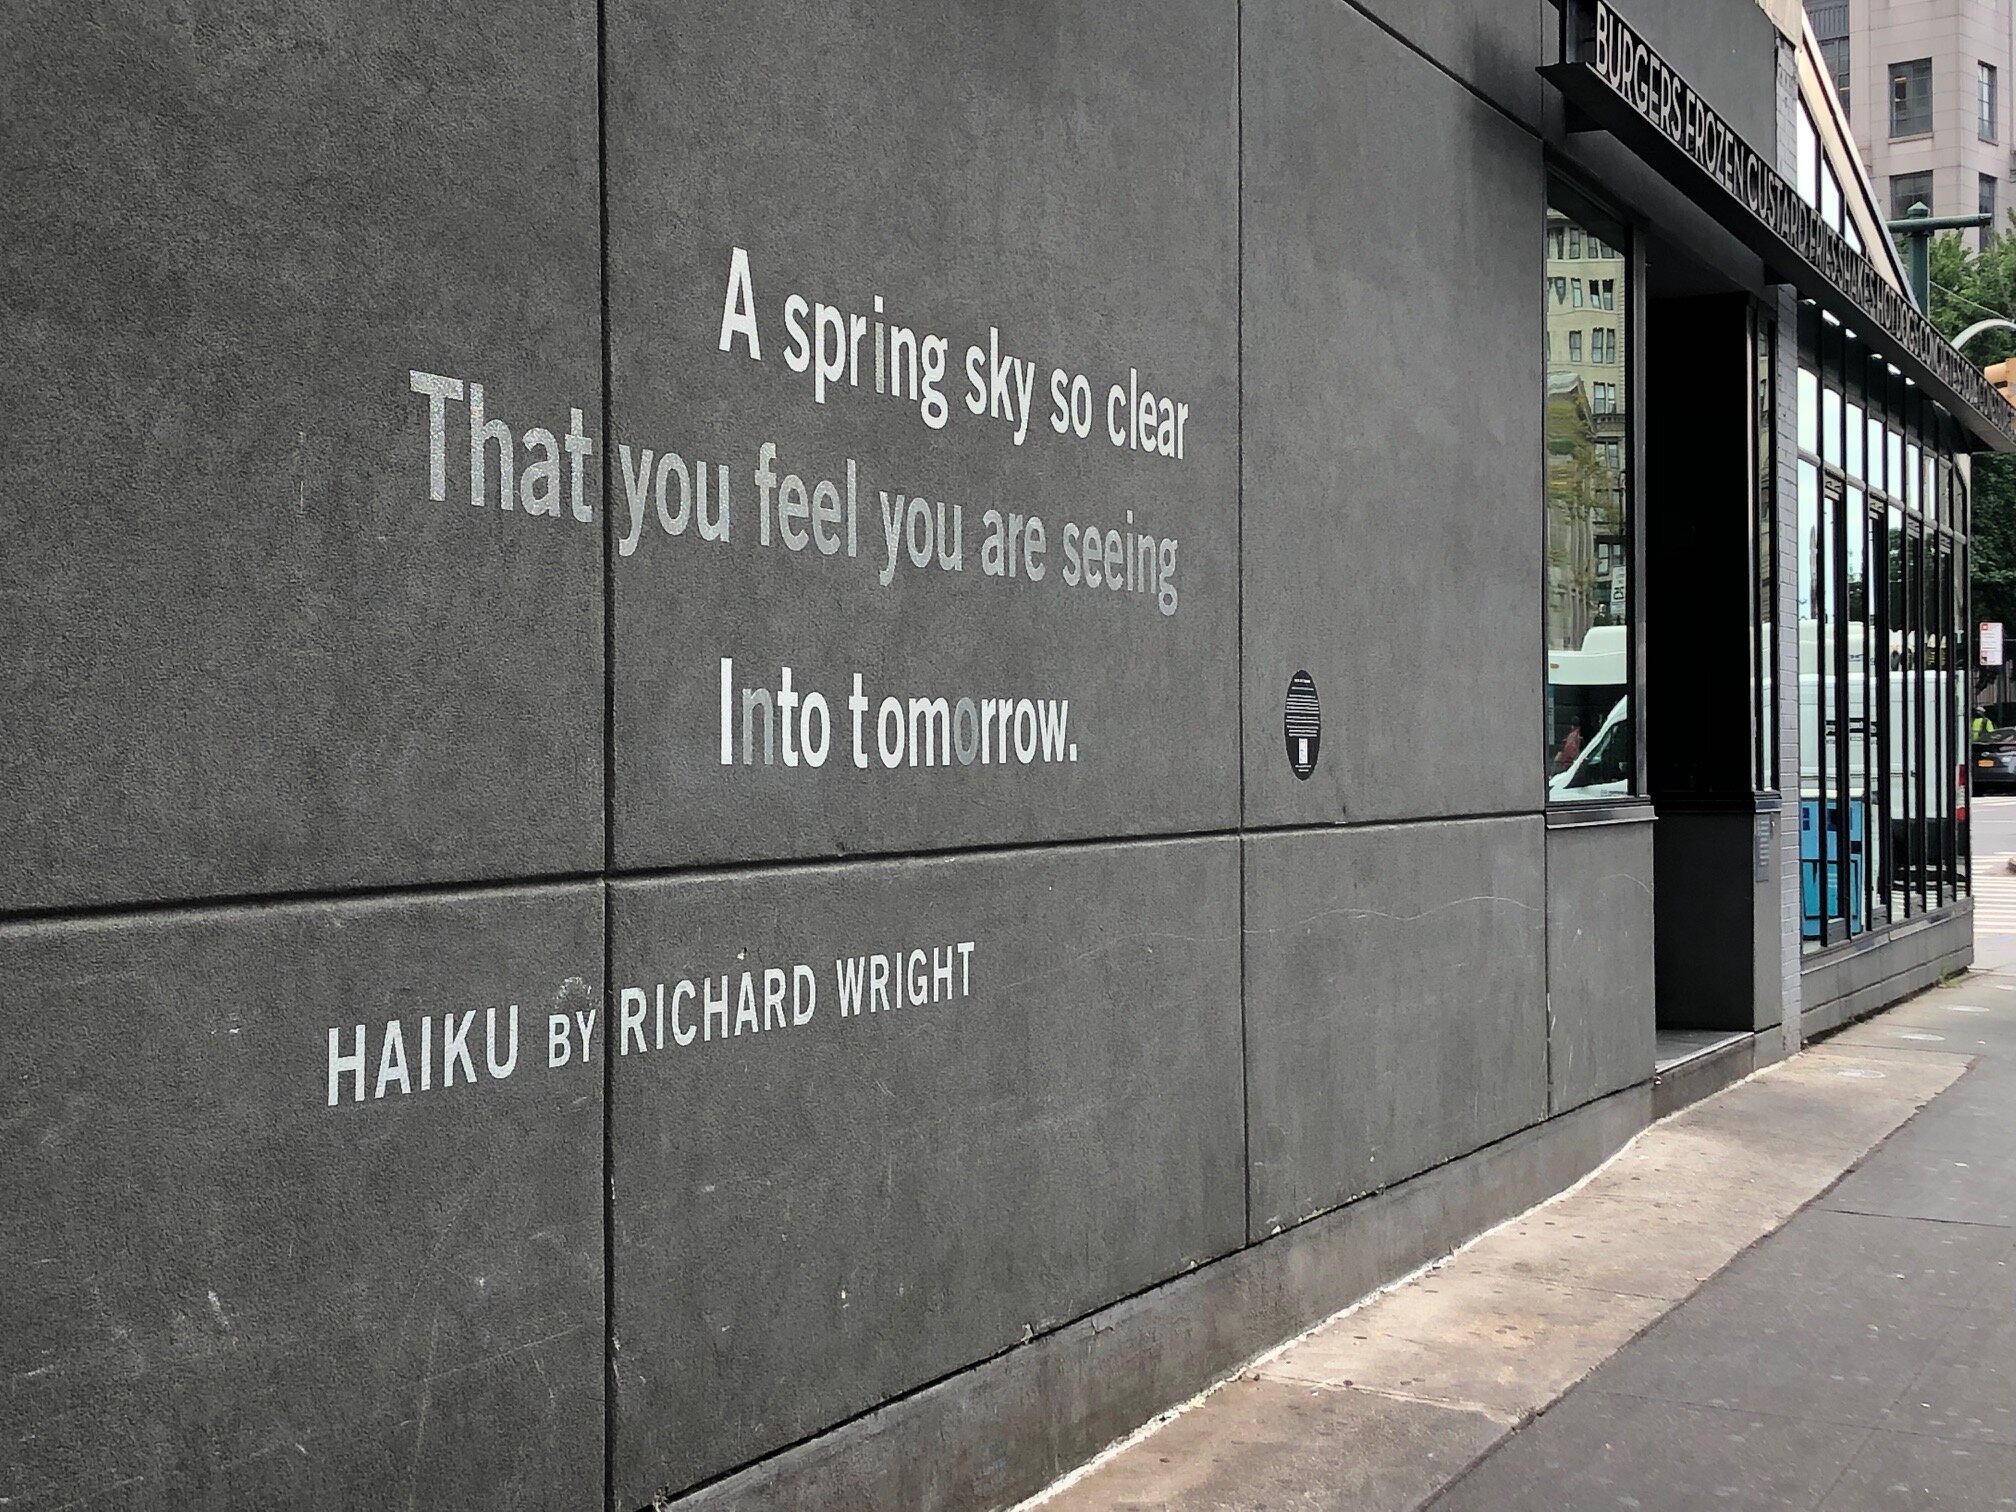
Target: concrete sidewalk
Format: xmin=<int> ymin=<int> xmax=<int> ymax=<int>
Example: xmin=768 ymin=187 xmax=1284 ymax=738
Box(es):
xmin=1024 ymin=976 xmax=2016 ymax=1512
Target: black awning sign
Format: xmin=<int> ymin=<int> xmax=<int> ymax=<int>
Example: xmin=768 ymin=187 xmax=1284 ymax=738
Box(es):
xmin=1541 ymin=0 xmax=2016 ymax=452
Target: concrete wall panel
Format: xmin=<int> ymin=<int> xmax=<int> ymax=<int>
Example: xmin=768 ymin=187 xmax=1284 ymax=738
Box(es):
xmin=0 ymin=887 xmax=605 ymax=1511
xmin=1546 ymin=820 xmax=1657 ymax=1115
xmin=608 ymin=838 xmax=1245 ymax=1501
xmin=1348 ymin=0 xmax=1550 ymax=127
xmin=1241 ymin=0 xmax=1545 ymax=827
xmin=604 ymin=0 xmax=1240 ymax=868
xmin=1242 ymin=818 xmax=1549 ymax=1240
xmin=661 ymin=1084 xmax=1649 ymax=1512
xmin=0 ymin=2 xmax=605 ymax=911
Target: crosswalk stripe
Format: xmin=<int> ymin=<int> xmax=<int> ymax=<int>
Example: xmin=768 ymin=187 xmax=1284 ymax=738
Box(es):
xmin=1972 ymin=818 xmax=2016 ymax=938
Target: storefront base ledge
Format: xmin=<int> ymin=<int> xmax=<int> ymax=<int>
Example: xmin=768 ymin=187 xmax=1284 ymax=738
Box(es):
xmin=1652 ymin=1032 xmax=1762 ymax=1118
xmin=1800 ymin=907 xmax=1974 ymax=1042
xmin=654 ymin=1084 xmax=1653 ymax=1512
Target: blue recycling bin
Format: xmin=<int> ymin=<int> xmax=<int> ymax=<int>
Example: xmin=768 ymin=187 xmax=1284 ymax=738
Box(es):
xmin=1799 ymin=796 xmax=1866 ymax=940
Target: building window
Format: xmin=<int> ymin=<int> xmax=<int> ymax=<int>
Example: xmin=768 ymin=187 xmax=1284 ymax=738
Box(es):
xmin=1794 ymin=304 xmax=1969 ymax=950
xmin=1807 ymin=2 xmax=1850 ymax=114
xmin=1799 ymin=106 xmax=1820 ymax=205
xmin=1572 ymin=278 xmax=1584 ymax=308
xmin=1890 ymin=58 xmax=1933 ymax=138
xmin=1984 ymin=174 xmax=1999 ymax=243
xmin=1890 ymin=170 xmax=1934 ymax=220
xmin=1546 ymin=194 xmax=1634 ymax=803
xmin=1981 ymin=61 xmax=1998 ymax=142
xmin=1569 ymin=227 xmax=1582 ymax=258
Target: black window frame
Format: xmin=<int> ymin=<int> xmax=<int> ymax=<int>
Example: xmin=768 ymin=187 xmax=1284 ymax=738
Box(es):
xmin=1794 ymin=304 xmax=1970 ymax=954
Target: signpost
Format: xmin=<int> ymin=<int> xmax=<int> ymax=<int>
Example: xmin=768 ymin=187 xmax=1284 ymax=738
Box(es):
xmin=1985 ymin=622 xmax=2008 ymax=722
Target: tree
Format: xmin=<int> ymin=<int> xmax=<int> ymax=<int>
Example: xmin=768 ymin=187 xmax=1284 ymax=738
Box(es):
xmin=1923 ymin=223 xmax=2016 ymax=654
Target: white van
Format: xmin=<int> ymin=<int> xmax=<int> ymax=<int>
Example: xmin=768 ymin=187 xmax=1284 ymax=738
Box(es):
xmin=1549 ymin=694 xmax=1631 ymax=799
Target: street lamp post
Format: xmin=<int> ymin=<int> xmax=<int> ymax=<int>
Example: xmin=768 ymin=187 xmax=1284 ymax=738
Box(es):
xmin=1954 ymin=317 xmax=2016 ymax=351
xmin=1884 ymin=201 xmax=1994 ymax=311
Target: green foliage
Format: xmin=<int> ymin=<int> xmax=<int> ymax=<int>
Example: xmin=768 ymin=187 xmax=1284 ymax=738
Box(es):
xmin=1923 ymin=219 xmax=2016 ymax=632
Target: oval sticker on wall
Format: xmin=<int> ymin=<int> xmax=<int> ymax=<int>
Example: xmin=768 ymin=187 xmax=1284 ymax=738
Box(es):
xmin=1284 ymin=671 xmax=1320 ymax=780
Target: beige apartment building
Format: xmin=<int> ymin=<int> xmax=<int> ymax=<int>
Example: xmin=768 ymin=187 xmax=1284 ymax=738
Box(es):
xmin=1808 ymin=0 xmax=2016 ymax=247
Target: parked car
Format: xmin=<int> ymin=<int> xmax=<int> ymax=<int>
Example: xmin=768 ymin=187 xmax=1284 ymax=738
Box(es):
xmin=1974 ymin=729 xmax=2016 ymax=793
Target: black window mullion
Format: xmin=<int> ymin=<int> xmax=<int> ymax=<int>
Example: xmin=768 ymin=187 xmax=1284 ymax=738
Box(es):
xmin=1829 ymin=470 xmax=1853 ymax=941
xmin=1912 ymin=525 xmax=1929 ymax=914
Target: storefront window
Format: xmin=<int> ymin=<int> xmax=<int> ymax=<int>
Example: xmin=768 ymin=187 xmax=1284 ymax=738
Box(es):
xmin=1797 ymin=305 xmax=1969 ymax=948
xmin=1545 ymin=194 xmax=1633 ymax=802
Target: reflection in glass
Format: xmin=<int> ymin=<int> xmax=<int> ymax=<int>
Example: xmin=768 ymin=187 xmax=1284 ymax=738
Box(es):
xmin=1888 ymin=506 xmax=1909 ymax=922
xmin=1938 ymin=540 xmax=1954 ymax=903
xmin=1545 ymin=201 xmax=1631 ymax=801
xmin=1903 ymin=528 xmax=1919 ymax=919
xmin=1845 ymin=488 xmax=1868 ymax=933
xmin=1799 ymin=457 xmax=1822 ymax=949
xmin=1793 ymin=310 xmax=1969 ymax=944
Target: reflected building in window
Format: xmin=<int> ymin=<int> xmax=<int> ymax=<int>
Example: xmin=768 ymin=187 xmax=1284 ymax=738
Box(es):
xmin=1545 ymin=204 xmax=1632 ymax=799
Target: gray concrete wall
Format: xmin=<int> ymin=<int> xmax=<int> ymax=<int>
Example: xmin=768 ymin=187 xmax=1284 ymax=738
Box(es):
xmin=0 ymin=3 xmax=1973 ymax=1511
xmin=1243 ymin=819 xmax=1549 ymax=1237
xmin=604 ymin=0 xmax=1240 ymax=867
xmin=1 ymin=889 xmax=607 ymax=1509
xmin=607 ymin=840 xmax=1245 ymax=1500
xmin=1242 ymin=0 xmax=1542 ymax=827
xmin=0 ymin=0 xmax=606 ymax=914
xmin=1548 ymin=820 xmax=1658 ymax=1113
